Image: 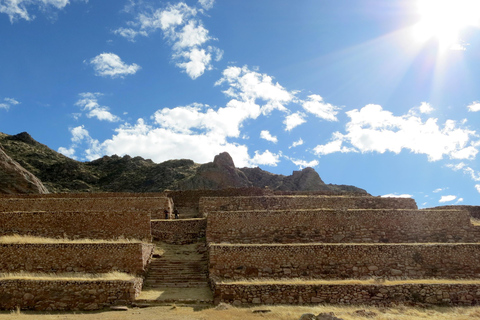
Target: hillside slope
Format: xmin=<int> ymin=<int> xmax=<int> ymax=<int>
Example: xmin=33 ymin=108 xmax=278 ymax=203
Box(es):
xmin=0 ymin=132 xmax=367 ymax=194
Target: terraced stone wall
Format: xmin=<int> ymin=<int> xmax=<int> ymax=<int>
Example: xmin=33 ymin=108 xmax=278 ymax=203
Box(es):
xmin=199 ymin=196 xmax=417 ymax=216
xmin=0 ymin=211 xmax=152 ymax=241
xmin=151 ymin=218 xmax=206 ymax=244
xmin=209 ymin=244 xmax=480 ymax=280
xmin=207 ymin=209 xmax=479 ymax=243
xmin=0 ymin=197 xmax=172 ymax=219
xmin=0 ymin=278 xmax=142 ymax=311
xmin=212 ymin=281 xmax=480 ymax=307
xmin=167 ymin=188 xmax=267 ymax=208
xmin=0 ymin=243 xmax=153 ymax=274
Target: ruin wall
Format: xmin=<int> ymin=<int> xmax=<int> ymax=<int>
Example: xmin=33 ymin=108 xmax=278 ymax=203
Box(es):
xmin=0 ymin=197 xmax=172 ymax=219
xmin=0 ymin=278 xmax=142 ymax=311
xmin=207 ymin=209 xmax=479 ymax=243
xmin=212 ymin=281 xmax=480 ymax=307
xmin=0 ymin=211 xmax=152 ymax=241
xmin=199 ymin=196 xmax=417 ymax=216
xmin=167 ymin=188 xmax=267 ymax=208
xmin=0 ymin=243 xmax=153 ymax=275
xmin=151 ymin=218 xmax=206 ymax=244
xmin=209 ymin=244 xmax=480 ymax=280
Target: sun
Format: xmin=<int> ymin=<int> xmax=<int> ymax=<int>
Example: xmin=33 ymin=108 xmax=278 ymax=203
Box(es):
xmin=412 ymin=0 xmax=480 ymax=50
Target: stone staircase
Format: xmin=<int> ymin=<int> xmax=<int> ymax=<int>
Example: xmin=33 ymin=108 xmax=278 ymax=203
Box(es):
xmin=136 ymin=241 xmax=212 ymax=305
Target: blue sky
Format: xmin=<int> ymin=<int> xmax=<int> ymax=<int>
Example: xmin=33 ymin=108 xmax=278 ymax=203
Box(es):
xmin=1 ymin=0 xmax=480 ymax=207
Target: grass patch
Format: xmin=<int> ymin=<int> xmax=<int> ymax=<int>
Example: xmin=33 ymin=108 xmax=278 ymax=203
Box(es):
xmin=0 ymin=235 xmax=142 ymax=244
xmin=0 ymin=271 xmax=137 ymax=281
xmin=471 ymin=218 xmax=480 ymax=226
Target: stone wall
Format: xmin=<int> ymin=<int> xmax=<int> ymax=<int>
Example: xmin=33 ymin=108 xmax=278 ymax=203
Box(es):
xmin=209 ymin=244 xmax=480 ymax=280
xmin=0 ymin=197 xmax=172 ymax=220
xmin=212 ymin=280 xmax=480 ymax=307
xmin=167 ymin=188 xmax=267 ymax=208
xmin=207 ymin=209 xmax=479 ymax=244
xmin=151 ymin=218 xmax=206 ymax=244
xmin=200 ymin=196 xmax=417 ymax=216
xmin=0 ymin=243 xmax=153 ymax=275
xmin=0 ymin=211 xmax=152 ymax=241
xmin=0 ymin=278 xmax=142 ymax=311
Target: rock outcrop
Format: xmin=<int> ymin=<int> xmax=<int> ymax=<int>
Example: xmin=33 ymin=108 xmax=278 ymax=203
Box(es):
xmin=0 ymin=144 xmax=49 ymax=194
xmin=0 ymin=131 xmax=368 ymax=194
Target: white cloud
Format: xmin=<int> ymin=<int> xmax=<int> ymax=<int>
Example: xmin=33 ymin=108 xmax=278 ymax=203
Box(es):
xmin=419 ymin=102 xmax=434 ymax=114
xmin=198 ymin=0 xmax=214 ymax=10
xmin=112 ymin=28 xmax=147 ymax=42
xmin=58 ymin=125 xmax=100 ymax=160
xmin=251 ymin=150 xmax=280 ymax=166
xmin=288 ymin=157 xmax=319 ymax=169
xmin=89 ymin=53 xmax=140 ymax=78
xmin=175 ymin=47 xmax=211 ymax=79
xmin=467 ymin=101 xmax=480 ymax=112
xmin=216 ymin=65 xmax=293 ymax=114
xmin=0 ymin=0 xmax=71 ymax=22
xmin=301 ymin=94 xmax=341 ymax=121
xmin=260 ymin=130 xmax=277 ymax=143
xmin=439 ymin=195 xmax=457 ymax=203
xmin=75 ymin=93 xmax=121 ymax=122
xmin=446 ymin=162 xmax=480 ymax=181
xmin=289 ymin=138 xmax=304 ymax=148
xmin=114 ymin=2 xmax=220 ymax=79
xmin=381 ymin=194 xmax=413 ymax=198
xmin=433 ymin=188 xmax=444 ymax=193
xmin=313 ymin=104 xmax=478 ymax=161
xmin=476 ymin=184 xmax=480 ymax=194
xmin=284 ymin=112 xmax=306 ymax=131
xmin=0 ymin=97 xmax=20 ymax=110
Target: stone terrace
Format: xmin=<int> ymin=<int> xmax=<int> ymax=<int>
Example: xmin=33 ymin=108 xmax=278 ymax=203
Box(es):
xmin=0 ymin=193 xmax=168 ymax=311
xmin=205 ymin=195 xmax=480 ymax=307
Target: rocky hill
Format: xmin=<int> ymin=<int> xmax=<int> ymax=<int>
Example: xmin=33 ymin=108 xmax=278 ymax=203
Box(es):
xmin=0 ymin=131 xmax=368 ymax=194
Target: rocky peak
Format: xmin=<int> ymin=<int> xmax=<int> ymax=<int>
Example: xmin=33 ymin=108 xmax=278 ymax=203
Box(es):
xmin=8 ymin=132 xmax=39 ymax=145
xmin=213 ymin=152 xmax=235 ymax=168
xmin=276 ymin=167 xmax=329 ymax=191
xmin=0 ymin=145 xmax=49 ymax=194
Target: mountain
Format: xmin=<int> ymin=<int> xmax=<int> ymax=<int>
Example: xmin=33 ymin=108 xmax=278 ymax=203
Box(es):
xmin=0 ymin=131 xmax=368 ymax=194
xmin=0 ymin=142 xmax=48 ymax=194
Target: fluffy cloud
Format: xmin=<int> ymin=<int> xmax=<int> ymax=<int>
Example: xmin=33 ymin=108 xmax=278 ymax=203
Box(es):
xmin=419 ymin=102 xmax=434 ymax=114
xmin=446 ymin=162 xmax=480 ymax=181
xmin=476 ymin=184 xmax=480 ymax=194
xmin=89 ymin=53 xmax=140 ymax=78
xmin=198 ymin=0 xmax=214 ymax=10
xmin=287 ymin=157 xmax=319 ymax=169
xmin=314 ymin=104 xmax=478 ymax=161
xmin=290 ymin=138 xmax=304 ymax=148
xmin=468 ymin=101 xmax=480 ymax=112
xmin=0 ymin=97 xmax=20 ymax=110
xmin=260 ymin=130 xmax=278 ymax=143
xmin=251 ymin=150 xmax=280 ymax=166
xmin=114 ymin=2 xmax=220 ymax=79
xmin=302 ymin=94 xmax=341 ymax=121
xmin=439 ymin=195 xmax=457 ymax=203
xmin=216 ymin=65 xmax=294 ymax=114
xmin=0 ymin=0 xmax=71 ymax=22
xmin=284 ymin=112 xmax=306 ymax=131
xmin=58 ymin=125 xmax=100 ymax=160
xmin=75 ymin=93 xmax=121 ymax=122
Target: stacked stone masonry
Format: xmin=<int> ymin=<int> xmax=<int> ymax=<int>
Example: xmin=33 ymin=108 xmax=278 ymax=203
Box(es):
xmin=207 ymin=209 xmax=480 ymax=243
xmin=0 ymin=243 xmax=153 ymax=274
xmin=151 ymin=218 xmax=207 ymax=244
xmin=200 ymin=196 xmax=417 ymax=216
xmin=212 ymin=281 xmax=480 ymax=307
xmin=0 ymin=196 xmax=173 ymax=220
xmin=0 ymin=210 xmax=152 ymax=241
xmin=209 ymin=244 xmax=480 ymax=280
xmin=0 ymin=279 xmax=143 ymax=311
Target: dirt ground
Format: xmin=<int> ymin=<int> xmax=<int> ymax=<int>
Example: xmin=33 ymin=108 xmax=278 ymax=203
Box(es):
xmin=2 ymin=304 xmax=480 ymax=320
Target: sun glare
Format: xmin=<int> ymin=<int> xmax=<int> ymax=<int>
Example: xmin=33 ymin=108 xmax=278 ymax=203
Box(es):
xmin=412 ymin=0 xmax=480 ymax=50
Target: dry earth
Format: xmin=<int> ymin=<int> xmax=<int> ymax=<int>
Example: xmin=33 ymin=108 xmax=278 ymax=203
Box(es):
xmin=2 ymin=305 xmax=480 ymax=320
